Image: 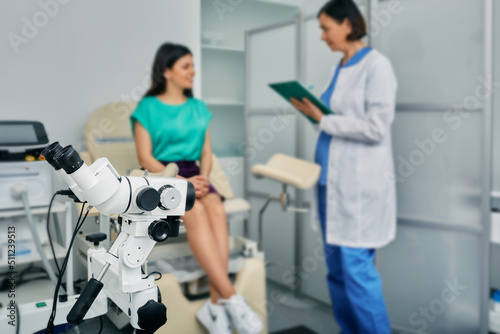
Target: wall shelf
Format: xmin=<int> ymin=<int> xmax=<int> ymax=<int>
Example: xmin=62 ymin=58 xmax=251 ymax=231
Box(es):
xmin=253 ymin=0 xmax=303 ymax=7
xmin=201 ymin=48 xmax=245 ymax=105
xmin=202 ymin=44 xmax=245 ymax=53
xmin=205 ymin=100 xmax=245 ymax=107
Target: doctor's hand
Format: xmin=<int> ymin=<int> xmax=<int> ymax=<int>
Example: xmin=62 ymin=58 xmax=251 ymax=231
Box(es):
xmin=188 ymin=175 xmax=210 ymax=198
xmin=290 ymin=98 xmax=323 ymax=123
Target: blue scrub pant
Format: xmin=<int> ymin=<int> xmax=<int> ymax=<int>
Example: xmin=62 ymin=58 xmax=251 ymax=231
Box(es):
xmin=317 ymin=185 xmax=391 ymax=334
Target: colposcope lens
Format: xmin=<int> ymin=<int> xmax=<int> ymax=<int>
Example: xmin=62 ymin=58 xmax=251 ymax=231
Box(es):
xmin=42 ymin=142 xmax=64 ymax=170
xmin=54 ymin=145 xmax=84 ymax=174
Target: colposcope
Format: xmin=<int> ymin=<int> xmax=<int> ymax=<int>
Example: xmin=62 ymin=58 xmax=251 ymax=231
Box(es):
xmin=42 ymin=142 xmax=196 ymax=333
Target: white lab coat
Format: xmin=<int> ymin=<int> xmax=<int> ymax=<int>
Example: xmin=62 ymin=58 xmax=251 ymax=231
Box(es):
xmin=313 ymin=49 xmax=398 ymax=248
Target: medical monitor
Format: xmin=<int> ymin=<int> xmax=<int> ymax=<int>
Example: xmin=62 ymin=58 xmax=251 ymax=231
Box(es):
xmin=0 ymin=121 xmax=49 ymax=147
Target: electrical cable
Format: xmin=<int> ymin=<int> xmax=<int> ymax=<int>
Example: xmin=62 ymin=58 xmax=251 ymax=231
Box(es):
xmin=45 ymin=203 xmax=90 ymax=334
xmin=144 ymin=271 xmax=162 ymax=281
xmin=21 ymin=191 xmax=61 ymax=291
xmin=45 ymin=204 xmax=87 ymax=333
xmin=46 ymin=192 xmax=61 ymax=276
xmin=97 ymin=316 xmax=103 ymax=334
xmin=1 ymin=265 xmax=49 ymax=290
xmin=15 ymin=303 xmax=20 ymax=334
xmin=47 ymin=189 xmax=80 ymax=277
xmin=0 ymin=264 xmax=47 ymax=291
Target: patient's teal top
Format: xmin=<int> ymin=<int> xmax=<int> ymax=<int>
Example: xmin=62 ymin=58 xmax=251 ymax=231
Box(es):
xmin=130 ymin=96 xmax=212 ymax=161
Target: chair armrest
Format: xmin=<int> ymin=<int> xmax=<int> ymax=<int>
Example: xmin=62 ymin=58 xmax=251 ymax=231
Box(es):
xmin=130 ymin=163 xmax=178 ymax=178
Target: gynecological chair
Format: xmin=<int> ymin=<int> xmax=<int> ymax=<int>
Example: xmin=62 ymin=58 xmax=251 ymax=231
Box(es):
xmin=250 ymin=154 xmax=321 ymax=309
xmin=251 ymin=154 xmax=321 ymax=251
xmin=74 ymin=102 xmax=267 ymax=333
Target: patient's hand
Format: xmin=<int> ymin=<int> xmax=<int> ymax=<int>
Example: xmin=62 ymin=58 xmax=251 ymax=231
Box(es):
xmin=188 ymin=175 xmax=210 ymax=198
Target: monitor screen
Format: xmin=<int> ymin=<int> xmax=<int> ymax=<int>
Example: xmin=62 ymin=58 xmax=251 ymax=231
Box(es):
xmin=0 ymin=124 xmax=39 ymax=145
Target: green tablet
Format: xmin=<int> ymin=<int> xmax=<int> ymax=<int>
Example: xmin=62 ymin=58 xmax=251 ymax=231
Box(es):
xmin=268 ymin=80 xmax=334 ymax=124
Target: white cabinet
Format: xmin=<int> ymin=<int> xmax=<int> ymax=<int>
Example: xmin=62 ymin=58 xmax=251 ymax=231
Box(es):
xmin=200 ymin=0 xmax=299 ymax=158
xmin=0 ymin=199 xmax=75 ymax=308
xmin=0 ymin=202 xmax=70 ymax=269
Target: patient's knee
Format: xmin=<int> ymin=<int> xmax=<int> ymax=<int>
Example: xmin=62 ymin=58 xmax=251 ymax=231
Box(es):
xmin=213 ymin=202 xmax=226 ymax=220
xmin=204 ymin=195 xmax=225 ymax=214
xmin=185 ymin=200 xmax=205 ymax=218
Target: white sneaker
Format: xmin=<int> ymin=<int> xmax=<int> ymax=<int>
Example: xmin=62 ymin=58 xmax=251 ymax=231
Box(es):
xmin=196 ymin=300 xmax=232 ymax=334
xmin=221 ymin=294 xmax=263 ymax=334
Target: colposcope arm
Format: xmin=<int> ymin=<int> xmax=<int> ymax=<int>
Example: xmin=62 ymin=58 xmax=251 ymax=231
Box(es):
xmin=74 ymin=220 xmax=169 ymax=332
xmin=67 ymin=229 xmax=129 ymax=325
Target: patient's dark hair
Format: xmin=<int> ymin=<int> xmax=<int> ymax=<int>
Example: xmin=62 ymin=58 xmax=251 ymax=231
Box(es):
xmin=318 ymin=0 xmax=367 ymax=41
xmin=144 ymin=43 xmax=193 ymax=98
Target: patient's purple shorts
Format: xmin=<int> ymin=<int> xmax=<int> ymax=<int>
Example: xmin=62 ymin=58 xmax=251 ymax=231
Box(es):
xmin=160 ymin=160 xmax=220 ymax=198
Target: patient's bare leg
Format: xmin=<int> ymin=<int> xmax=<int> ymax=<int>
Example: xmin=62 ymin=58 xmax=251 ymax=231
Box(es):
xmin=199 ymin=193 xmax=230 ymax=303
xmin=183 ymin=200 xmax=235 ymax=300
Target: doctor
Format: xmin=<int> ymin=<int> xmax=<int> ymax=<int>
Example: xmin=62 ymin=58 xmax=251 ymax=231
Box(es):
xmin=291 ymin=0 xmax=397 ymax=333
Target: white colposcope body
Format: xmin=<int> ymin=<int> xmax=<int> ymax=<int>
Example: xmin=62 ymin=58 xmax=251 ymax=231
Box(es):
xmin=42 ymin=142 xmax=195 ymax=333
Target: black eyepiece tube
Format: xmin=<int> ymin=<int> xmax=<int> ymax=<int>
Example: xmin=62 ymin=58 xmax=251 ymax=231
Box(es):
xmin=42 ymin=142 xmax=65 ymax=170
xmin=53 ymin=145 xmax=84 ymax=175
xmin=67 ymin=278 xmax=103 ymax=325
xmin=185 ymin=181 xmax=196 ymax=211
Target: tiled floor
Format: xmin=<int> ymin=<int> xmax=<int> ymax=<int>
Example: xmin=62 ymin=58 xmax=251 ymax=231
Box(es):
xmin=265 ymin=280 xmax=339 ymax=334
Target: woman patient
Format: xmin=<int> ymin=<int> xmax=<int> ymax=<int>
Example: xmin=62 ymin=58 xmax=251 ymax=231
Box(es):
xmin=131 ymin=42 xmax=263 ymax=334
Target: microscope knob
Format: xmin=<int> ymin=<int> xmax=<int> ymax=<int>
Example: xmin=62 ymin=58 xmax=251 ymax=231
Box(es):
xmin=158 ymin=185 xmax=182 ymax=210
xmin=85 ymin=233 xmax=107 ymax=246
xmin=148 ymin=220 xmax=170 ymax=242
xmin=137 ymin=300 xmax=167 ymax=333
xmin=136 ymin=187 xmax=160 ymax=211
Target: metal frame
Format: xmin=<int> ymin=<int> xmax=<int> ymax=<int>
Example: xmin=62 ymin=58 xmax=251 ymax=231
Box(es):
xmin=293 ymin=11 xmax=306 ymax=298
xmin=245 ymin=15 xmax=302 ymax=295
xmin=396 ymin=104 xmax=484 ymax=112
xmin=244 ymin=17 xmax=300 ymax=196
xmin=493 ymin=193 xmax=500 ymax=212
xmin=244 ymin=18 xmax=299 ymax=197
xmin=397 ymin=216 xmax=483 ymax=235
xmin=480 ymin=0 xmax=494 ymax=332
xmin=245 ymin=108 xmax=296 ymax=116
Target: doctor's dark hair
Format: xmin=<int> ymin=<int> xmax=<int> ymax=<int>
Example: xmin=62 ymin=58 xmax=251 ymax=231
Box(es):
xmin=144 ymin=43 xmax=193 ymax=98
xmin=318 ymin=0 xmax=367 ymax=41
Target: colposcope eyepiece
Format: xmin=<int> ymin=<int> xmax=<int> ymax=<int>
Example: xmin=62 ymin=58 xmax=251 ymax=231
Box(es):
xmin=42 ymin=142 xmax=65 ymax=170
xmin=54 ymin=145 xmax=84 ymax=174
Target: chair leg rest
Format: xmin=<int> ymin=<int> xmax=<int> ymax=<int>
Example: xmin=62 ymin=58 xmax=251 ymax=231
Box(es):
xmin=155 ymin=258 xmax=268 ymax=334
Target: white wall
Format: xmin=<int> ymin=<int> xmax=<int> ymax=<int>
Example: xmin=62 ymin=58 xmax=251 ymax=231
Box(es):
xmin=300 ymin=0 xmax=368 ymax=17
xmin=300 ymin=0 xmax=325 ymax=15
xmin=0 ymin=0 xmax=201 ymax=149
